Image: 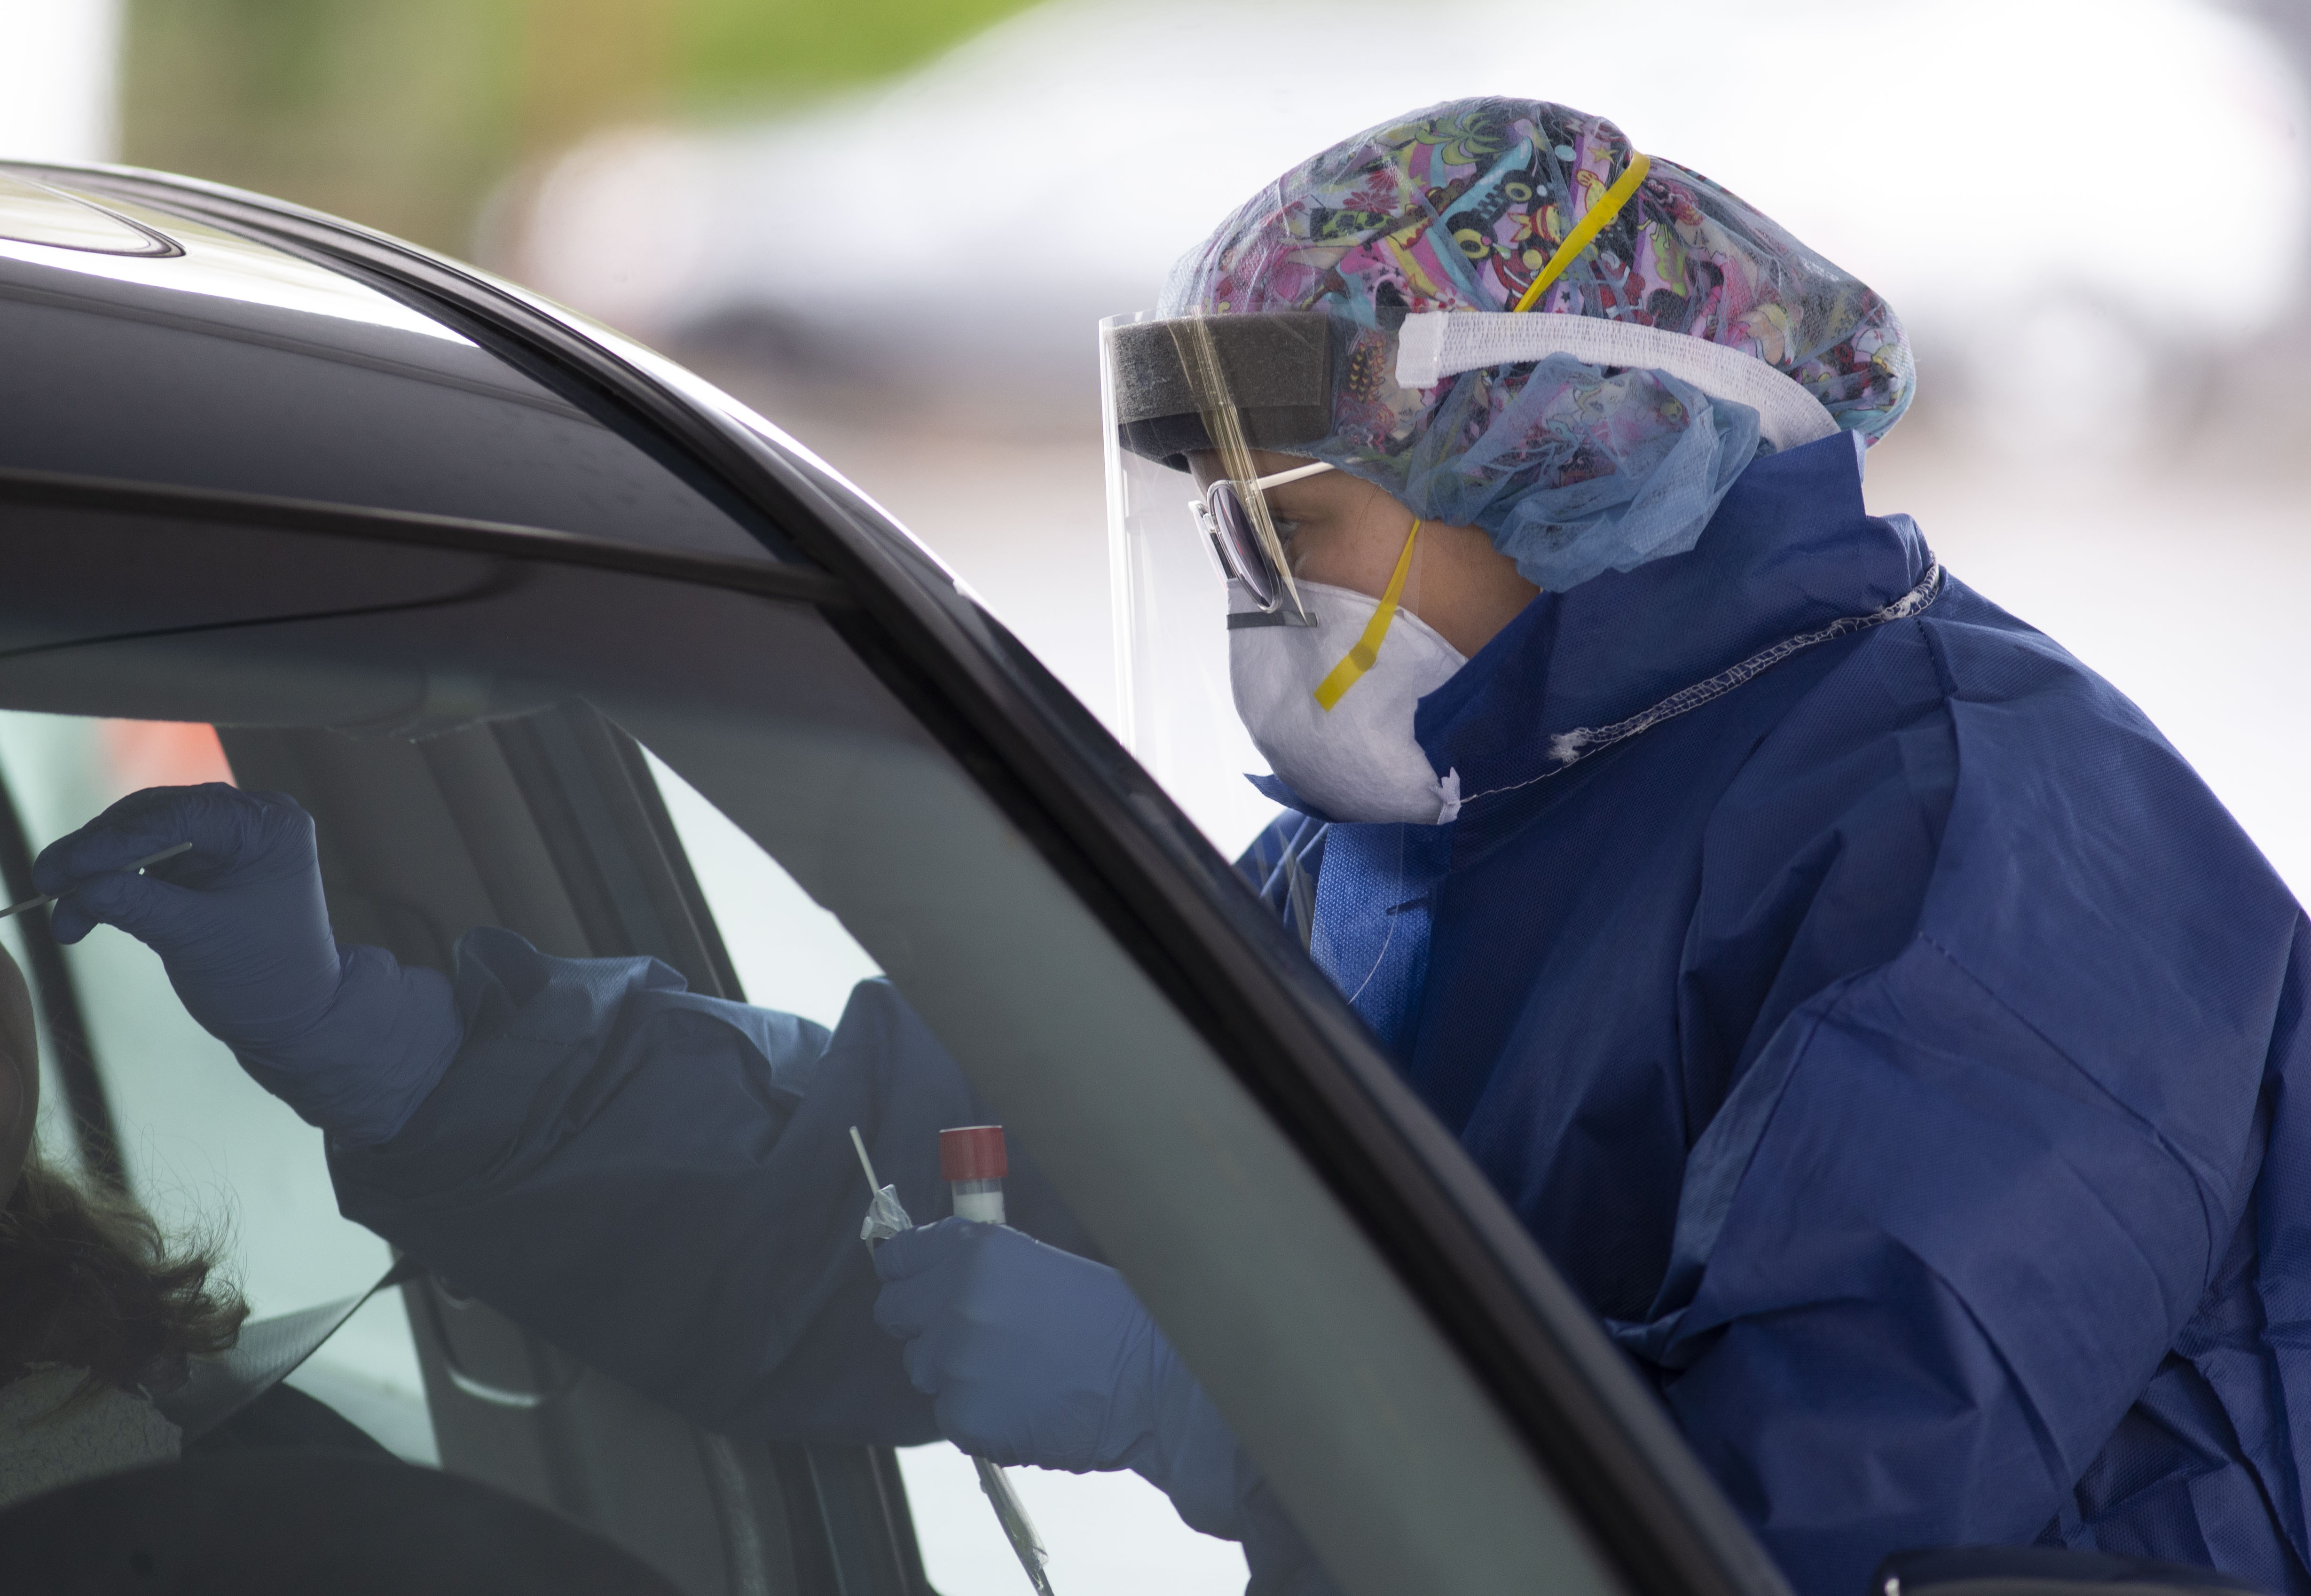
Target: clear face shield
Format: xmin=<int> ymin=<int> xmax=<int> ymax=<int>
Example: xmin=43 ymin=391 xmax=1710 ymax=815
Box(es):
xmin=1101 ymin=309 xmax=1332 ymax=851
xmin=1102 ymin=308 xmax=1456 ymax=851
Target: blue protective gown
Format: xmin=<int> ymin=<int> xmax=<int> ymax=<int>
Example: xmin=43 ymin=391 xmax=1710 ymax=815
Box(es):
xmin=327 ymin=433 xmax=2311 ymax=1596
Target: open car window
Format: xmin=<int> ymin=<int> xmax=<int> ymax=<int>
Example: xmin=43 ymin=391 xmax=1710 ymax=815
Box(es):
xmin=0 ymin=713 xmax=433 ymax=1463
xmin=650 ymin=751 xmax=1252 ymax=1591
xmin=0 ymin=702 xmax=1260 ymax=1588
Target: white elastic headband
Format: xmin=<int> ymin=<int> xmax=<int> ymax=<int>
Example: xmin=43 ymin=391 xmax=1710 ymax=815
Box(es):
xmin=1393 ymin=311 xmax=1841 ymax=454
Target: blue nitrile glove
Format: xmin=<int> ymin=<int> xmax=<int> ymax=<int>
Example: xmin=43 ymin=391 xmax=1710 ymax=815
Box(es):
xmin=872 ymin=1218 xmax=1251 ymax=1538
xmin=32 ymin=784 xmax=461 ymax=1145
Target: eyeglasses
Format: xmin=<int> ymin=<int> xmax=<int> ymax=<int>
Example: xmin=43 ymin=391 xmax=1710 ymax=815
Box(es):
xmin=1188 ymin=459 xmax=1335 ymax=612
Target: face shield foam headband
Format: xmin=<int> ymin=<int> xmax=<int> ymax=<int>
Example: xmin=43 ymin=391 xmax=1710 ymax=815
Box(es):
xmin=1105 ymin=305 xmax=1839 ymax=490
xmin=1106 ymin=311 xmax=1335 ymax=472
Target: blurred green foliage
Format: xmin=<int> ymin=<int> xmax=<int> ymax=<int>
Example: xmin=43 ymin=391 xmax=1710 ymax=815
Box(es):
xmin=119 ymin=0 xmax=1040 ymax=252
xmin=121 ymin=0 xmax=520 ymax=250
xmin=676 ymin=0 xmax=1040 ymax=104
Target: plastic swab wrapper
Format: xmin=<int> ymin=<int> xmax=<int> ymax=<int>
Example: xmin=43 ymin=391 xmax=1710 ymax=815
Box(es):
xmin=851 ymin=1126 xmax=914 ymax=1245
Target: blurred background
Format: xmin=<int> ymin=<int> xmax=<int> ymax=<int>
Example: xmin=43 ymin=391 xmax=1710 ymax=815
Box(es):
xmin=2 ymin=4 xmax=2307 ymax=1589
xmin=6 ymin=0 xmax=2307 ymax=876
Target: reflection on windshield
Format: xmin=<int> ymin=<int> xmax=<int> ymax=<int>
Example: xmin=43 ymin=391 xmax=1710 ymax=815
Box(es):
xmin=0 ymin=182 xmax=470 ymax=345
xmin=0 ymin=175 xmax=173 ymax=257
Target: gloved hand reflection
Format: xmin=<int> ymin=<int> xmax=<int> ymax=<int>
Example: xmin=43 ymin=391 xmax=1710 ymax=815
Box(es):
xmin=872 ymin=1217 xmax=1165 ymax=1473
xmin=32 ymin=783 xmax=458 ymax=1143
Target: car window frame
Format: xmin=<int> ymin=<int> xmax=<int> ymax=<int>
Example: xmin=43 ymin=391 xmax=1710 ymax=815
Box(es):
xmin=1 ymin=161 xmax=1787 ymax=1596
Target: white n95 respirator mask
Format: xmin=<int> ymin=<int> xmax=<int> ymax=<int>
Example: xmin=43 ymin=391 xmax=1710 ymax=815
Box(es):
xmin=1228 ymin=560 xmax=1466 ymax=826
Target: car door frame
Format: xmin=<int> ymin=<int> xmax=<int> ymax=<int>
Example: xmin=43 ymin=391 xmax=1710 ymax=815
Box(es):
xmin=8 ymin=157 xmax=1787 ymax=1596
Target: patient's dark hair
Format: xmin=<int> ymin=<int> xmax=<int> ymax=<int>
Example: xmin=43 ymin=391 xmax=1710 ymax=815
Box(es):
xmin=0 ymin=1155 xmax=245 ymax=1402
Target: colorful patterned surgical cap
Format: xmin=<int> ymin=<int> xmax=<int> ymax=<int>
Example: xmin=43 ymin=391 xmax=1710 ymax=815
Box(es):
xmin=1159 ymin=97 xmax=1915 ymax=591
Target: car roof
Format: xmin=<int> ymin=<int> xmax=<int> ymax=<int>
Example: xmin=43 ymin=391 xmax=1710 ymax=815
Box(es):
xmin=0 ymin=169 xmax=800 ymax=563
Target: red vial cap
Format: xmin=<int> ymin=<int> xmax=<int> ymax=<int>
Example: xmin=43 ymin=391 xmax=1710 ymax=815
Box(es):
xmin=940 ymin=1125 xmax=1008 ymax=1181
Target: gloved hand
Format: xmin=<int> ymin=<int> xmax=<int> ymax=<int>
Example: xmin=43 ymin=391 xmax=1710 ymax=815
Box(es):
xmin=32 ymin=783 xmax=460 ymax=1144
xmin=872 ymin=1218 xmax=1250 ymax=1537
xmin=873 ymin=1218 xmax=1159 ymax=1471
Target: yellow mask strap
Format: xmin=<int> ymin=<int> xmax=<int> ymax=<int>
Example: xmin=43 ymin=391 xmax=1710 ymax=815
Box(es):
xmin=1313 ymin=518 xmax=1423 ymax=712
xmin=1511 ymin=152 xmax=1651 ymax=314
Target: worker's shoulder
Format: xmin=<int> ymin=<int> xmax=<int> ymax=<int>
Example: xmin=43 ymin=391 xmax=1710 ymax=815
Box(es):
xmin=1745 ymin=569 xmax=2211 ymax=840
xmin=1903 ymin=572 xmax=2127 ymax=705
xmin=1896 ymin=576 xmax=2286 ymax=914
xmin=1845 ymin=571 xmax=2168 ymax=752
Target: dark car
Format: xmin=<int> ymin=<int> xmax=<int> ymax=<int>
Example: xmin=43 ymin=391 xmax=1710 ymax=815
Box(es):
xmin=0 ymin=164 xmax=2217 ymax=1596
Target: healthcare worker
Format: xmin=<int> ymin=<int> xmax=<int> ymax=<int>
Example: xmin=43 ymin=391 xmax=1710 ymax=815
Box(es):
xmin=30 ymin=99 xmax=2311 ymax=1596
